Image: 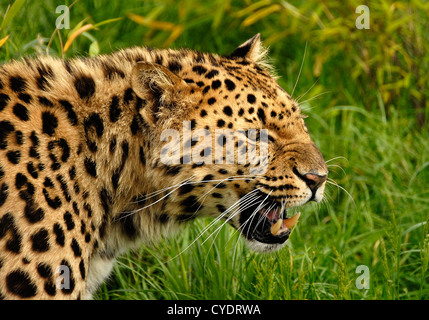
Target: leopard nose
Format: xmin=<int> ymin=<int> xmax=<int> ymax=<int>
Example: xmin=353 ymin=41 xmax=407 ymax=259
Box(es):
xmin=302 ymin=172 xmax=327 ymax=192
xmin=293 ymin=167 xmax=327 ymax=193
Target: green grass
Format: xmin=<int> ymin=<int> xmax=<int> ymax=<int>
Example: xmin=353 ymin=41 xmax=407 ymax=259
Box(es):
xmin=1 ymin=0 xmax=428 ymax=300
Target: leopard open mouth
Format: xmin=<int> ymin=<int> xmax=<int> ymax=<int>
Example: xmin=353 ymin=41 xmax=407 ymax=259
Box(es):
xmin=238 ymin=194 xmax=301 ymax=245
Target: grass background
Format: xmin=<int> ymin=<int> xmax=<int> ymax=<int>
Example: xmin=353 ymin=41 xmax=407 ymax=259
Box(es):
xmin=1 ymin=0 xmax=428 ymax=299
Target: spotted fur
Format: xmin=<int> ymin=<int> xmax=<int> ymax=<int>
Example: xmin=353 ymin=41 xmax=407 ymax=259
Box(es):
xmin=0 ymin=34 xmax=327 ymax=299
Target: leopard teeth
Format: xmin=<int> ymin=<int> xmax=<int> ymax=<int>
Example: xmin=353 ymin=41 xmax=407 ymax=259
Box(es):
xmin=270 ymin=212 xmax=301 ymax=236
xmin=284 ymin=212 xmax=301 ymax=229
xmin=270 ymin=218 xmax=283 ymax=235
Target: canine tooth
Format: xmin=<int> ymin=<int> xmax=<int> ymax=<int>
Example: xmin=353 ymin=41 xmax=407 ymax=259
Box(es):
xmin=276 ymin=228 xmax=287 ymax=236
xmin=270 ymin=218 xmax=283 ymax=235
xmin=284 ymin=212 xmax=301 ymax=229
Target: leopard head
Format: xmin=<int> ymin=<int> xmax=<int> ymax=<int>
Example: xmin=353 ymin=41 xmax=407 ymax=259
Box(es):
xmin=130 ymin=34 xmax=327 ymax=252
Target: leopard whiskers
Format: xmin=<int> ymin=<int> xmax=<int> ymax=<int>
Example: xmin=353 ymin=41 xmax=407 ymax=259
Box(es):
xmin=132 ymin=175 xmax=255 ymax=205
xmin=298 ymin=91 xmax=331 ymax=106
xmin=320 ymin=189 xmax=332 ymax=206
xmin=123 ymin=175 xmax=255 ymax=219
xmin=291 ymin=41 xmax=307 ymax=98
xmin=326 ymin=164 xmax=347 ymax=177
xmin=201 ymin=190 xmax=266 ymax=262
xmin=196 ymin=189 xmax=260 ymax=241
xmin=195 ymin=175 xmax=256 ymax=208
xmin=194 ymin=188 xmax=262 ymax=245
xmin=243 ymin=190 xmax=272 ymax=240
xmin=230 ymin=193 xmax=272 ymax=254
xmin=165 ymin=188 xmax=261 ymax=262
xmin=251 ymin=201 xmax=276 ymax=236
xmin=239 ymin=192 xmax=285 ymax=242
xmin=229 ymin=195 xmax=289 ymax=255
xmin=197 ymin=195 xmax=264 ymax=267
xmin=231 ymin=191 xmax=270 ymax=239
xmin=116 ymin=176 xmax=197 ymax=221
xmin=326 ymin=177 xmax=355 ymax=206
xmin=325 ymin=156 xmax=348 ymax=164
xmin=129 ymin=175 xmax=196 ymax=204
xmin=280 ymin=197 xmax=287 ymax=218
xmin=295 ymin=77 xmax=319 ymax=103
xmin=198 ymin=192 xmax=261 ymax=248
xmin=324 ymin=157 xmax=348 ymax=205
xmin=200 ymin=175 xmax=256 ymax=199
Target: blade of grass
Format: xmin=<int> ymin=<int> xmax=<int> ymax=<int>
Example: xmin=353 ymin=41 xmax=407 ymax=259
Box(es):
xmin=0 ymin=35 xmax=9 ymax=48
xmin=63 ymin=24 xmax=93 ymax=53
xmin=0 ymin=0 xmax=25 ymax=30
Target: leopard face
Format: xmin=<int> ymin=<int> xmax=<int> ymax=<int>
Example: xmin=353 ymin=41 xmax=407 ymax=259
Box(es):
xmin=131 ymin=34 xmax=328 ymax=253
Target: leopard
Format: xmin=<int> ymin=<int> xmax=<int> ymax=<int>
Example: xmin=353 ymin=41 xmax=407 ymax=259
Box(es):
xmin=0 ymin=34 xmax=327 ymax=299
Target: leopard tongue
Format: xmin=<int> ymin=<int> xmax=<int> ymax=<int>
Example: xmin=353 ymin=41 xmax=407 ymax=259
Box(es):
xmin=270 ymin=212 xmax=301 ymax=236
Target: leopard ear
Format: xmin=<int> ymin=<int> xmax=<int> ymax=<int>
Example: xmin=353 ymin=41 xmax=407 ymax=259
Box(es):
xmin=131 ymin=62 xmax=189 ymax=126
xmin=131 ymin=61 xmax=184 ymax=99
xmin=228 ymin=33 xmax=262 ymax=61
